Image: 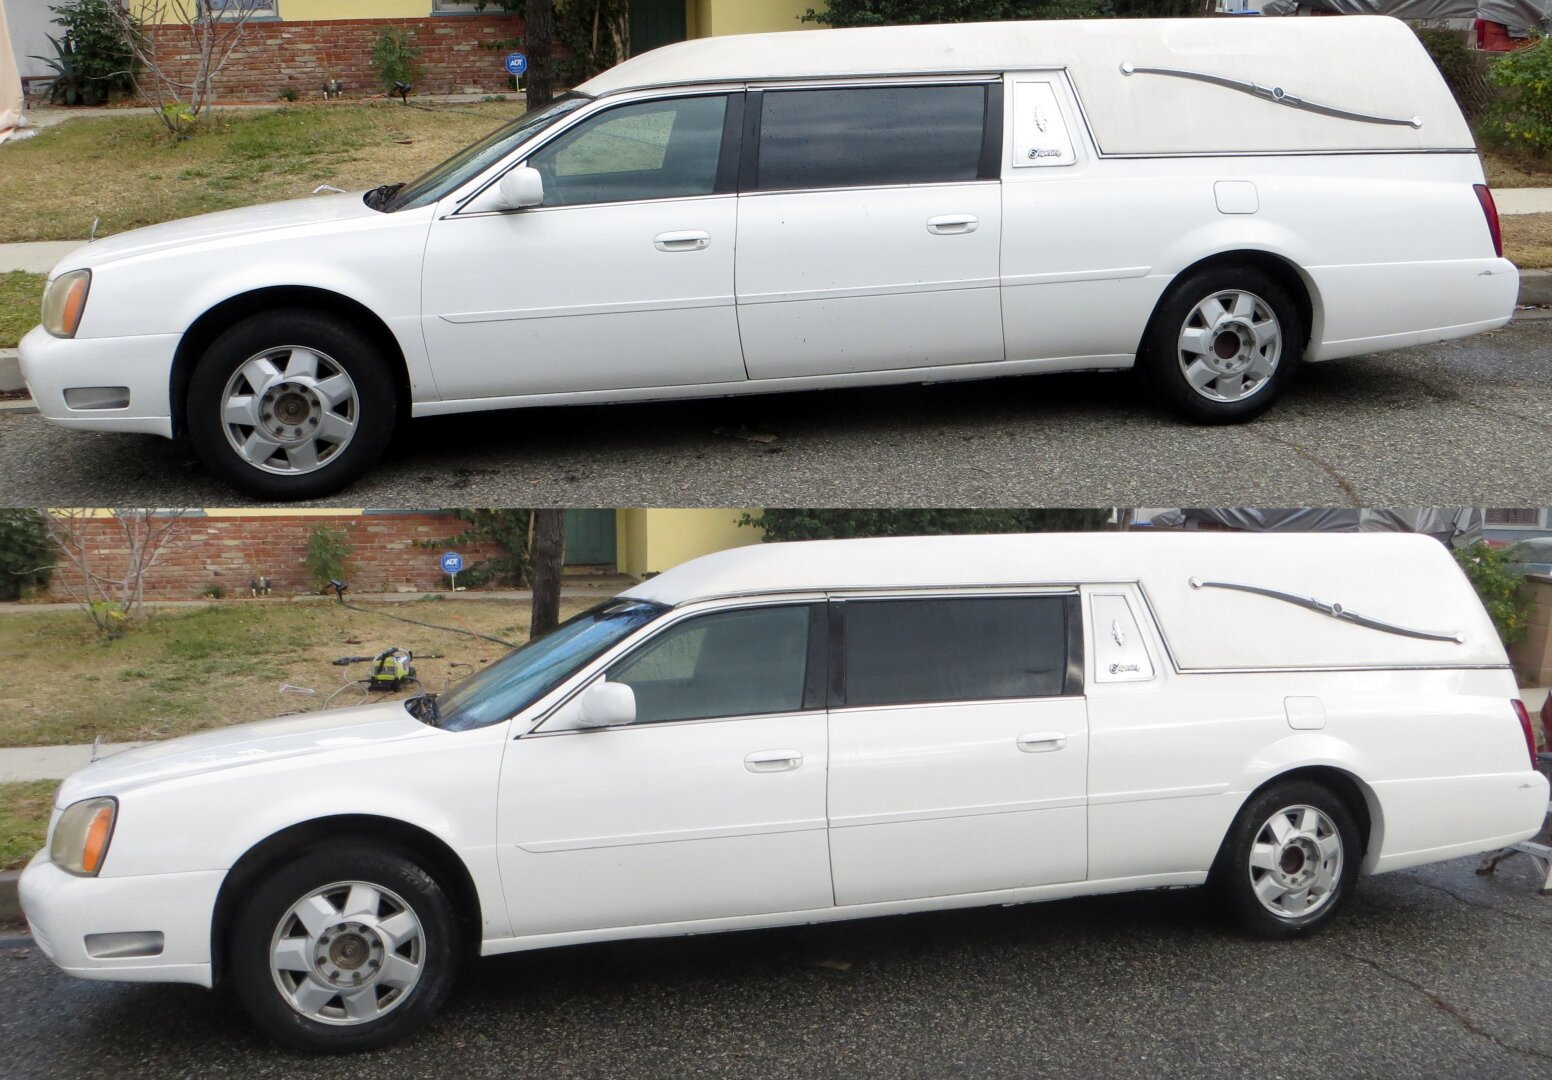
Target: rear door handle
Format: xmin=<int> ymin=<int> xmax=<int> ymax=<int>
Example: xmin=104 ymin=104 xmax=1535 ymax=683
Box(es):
xmin=926 ymin=214 xmax=979 ymax=235
xmin=745 ymin=749 xmax=803 ymax=773
xmin=1016 ymin=732 xmax=1068 ymax=753
xmin=654 ymin=230 xmax=710 ymax=252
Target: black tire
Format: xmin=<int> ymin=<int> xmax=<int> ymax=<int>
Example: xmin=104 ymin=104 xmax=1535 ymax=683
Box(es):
xmin=187 ymin=308 xmax=398 ymax=500
xmin=1211 ymin=780 xmax=1362 ymax=940
xmin=229 ymin=845 xmax=459 ymax=1054
xmin=1139 ymin=264 xmax=1305 ymax=424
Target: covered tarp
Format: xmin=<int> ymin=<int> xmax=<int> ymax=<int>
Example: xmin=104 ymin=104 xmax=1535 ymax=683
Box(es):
xmin=0 ymin=0 xmax=36 ymax=145
xmin=1261 ymin=0 xmax=1552 ymax=32
xmin=1144 ymin=508 xmax=1484 ymax=547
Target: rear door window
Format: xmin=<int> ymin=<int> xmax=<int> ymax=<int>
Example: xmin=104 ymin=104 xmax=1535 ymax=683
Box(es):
xmin=754 ymin=83 xmax=991 ymax=191
xmin=839 ymin=595 xmax=1075 ymax=707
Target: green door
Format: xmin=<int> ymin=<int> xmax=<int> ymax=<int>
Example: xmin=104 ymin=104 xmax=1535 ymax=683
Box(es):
xmin=563 ymin=510 xmax=618 ymax=566
xmin=629 ymin=0 xmax=688 ymax=56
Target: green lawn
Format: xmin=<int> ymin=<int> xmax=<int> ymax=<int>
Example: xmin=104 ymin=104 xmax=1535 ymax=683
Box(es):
xmin=0 ymin=101 xmax=520 ymax=243
xmin=1 ymin=780 xmax=56 ymax=871
xmin=0 ymin=272 xmax=44 ymax=349
xmin=0 ymin=598 xmax=594 ymax=747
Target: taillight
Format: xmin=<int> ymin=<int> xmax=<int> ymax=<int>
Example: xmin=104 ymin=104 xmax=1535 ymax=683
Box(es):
xmin=1542 ymin=693 xmax=1552 ymax=757
xmin=1512 ymin=698 xmax=1538 ymax=769
xmin=1474 ymin=183 xmax=1503 ymax=258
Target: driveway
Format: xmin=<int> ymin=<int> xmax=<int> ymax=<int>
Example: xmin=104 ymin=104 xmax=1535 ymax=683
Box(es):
xmin=4 ymin=852 xmax=1552 ymax=1078
xmin=2 ymin=315 xmax=1551 ymax=506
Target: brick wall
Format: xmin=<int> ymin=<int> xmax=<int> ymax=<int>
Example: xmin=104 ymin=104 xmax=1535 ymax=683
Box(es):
xmin=44 ymin=513 xmax=509 ymax=600
xmin=141 ymin=15 xmax=526 ymax=103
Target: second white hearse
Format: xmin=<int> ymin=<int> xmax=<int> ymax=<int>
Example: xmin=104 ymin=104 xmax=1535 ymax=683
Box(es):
xmin=20 ymin=533 xmax=1547 ymax=1052
xmin=21 ymin=17 xmax=1515 ymax=498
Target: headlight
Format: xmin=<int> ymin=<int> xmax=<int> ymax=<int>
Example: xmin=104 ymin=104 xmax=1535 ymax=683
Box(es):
xmin=49 ymin=797 xmax=117 ymax=876
xmin=41 ymin=269 xmax=91 ymax=338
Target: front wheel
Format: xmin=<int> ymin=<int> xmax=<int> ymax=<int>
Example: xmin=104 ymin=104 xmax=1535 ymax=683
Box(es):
xmin=187 ymin=309 xmax=398 ymax=500
xmin=1212 ymin=780 xmax=1362 ymax=939
xmin=229 ymin=846 xmax=459 ymax=1053
xmin=1139 ymin=265 xmax=1304 ymax=423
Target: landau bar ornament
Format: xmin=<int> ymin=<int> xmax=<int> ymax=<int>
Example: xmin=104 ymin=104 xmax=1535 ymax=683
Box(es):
xmin=1120 ymin=62 xmax=1424 ymax=130
xmin=1188 ymin=577 xmax=1465 ymax=643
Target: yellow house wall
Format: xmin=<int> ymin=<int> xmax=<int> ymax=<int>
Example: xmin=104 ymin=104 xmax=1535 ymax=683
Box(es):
xmin=616 ymin=508 xmax=762 ymax=578
xmin=687 ymin=0 xmax=812 ymax=38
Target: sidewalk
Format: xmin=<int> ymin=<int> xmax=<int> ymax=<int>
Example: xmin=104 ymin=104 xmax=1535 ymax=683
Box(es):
xmin=3 ymin=688 xmax=1547 ymax=783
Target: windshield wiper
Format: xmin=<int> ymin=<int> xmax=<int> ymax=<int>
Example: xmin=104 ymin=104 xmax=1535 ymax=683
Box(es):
xmin=406 ymin=692 xmax=441 ymax=727
xmin=364 ymin=182 xmax=405 ymax=212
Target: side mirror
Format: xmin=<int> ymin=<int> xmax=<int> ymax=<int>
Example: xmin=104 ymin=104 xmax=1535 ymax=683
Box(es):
xmin=575 ymin=679 xmax=635 ymax=729
xmin=494 ymin=165 xmax=544 ymax=211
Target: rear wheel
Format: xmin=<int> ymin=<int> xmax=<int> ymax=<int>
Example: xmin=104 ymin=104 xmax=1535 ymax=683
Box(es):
xmin=229 ymin=846 xmax=459 ymax=1053
xmin=1139 ymin=265 xmax=1304 ymax=423
xmin=187 ymin=309 xmax=398 ymax=499
xmin=1212 ymin=780 xmax=1361 ymax=939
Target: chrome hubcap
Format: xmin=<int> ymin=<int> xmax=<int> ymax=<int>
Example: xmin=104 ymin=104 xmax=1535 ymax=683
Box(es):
xmin=270 ymin=881 xmax=424 ymax=1025
xmin=1248 ymin=804 xmax=1343 ymax=919
xmin=1178 ymin=289 xmax=1281 ymax=403
xmin=221 ymin=346 xmax=358 ymax=475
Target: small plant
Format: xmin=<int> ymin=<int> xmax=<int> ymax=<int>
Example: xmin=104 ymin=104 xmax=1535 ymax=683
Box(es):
xmin=0 ymin=510 xmax=53 ymax=601
xmin=39 ymin=0 xmax=137 ymax=104
xmin=159 ymin=101 xmax=198 ymax=136
xmin=276 ymin=85 xmax=299 ymax=102
xmin=305 ymin=524 xmax=354 ymax=591
xmin=1481 ymin=35 xmax=1552 ymax=158
xmin=371 ymin=25 xmax=421 ymax=94
xmin=1454 ymin=542 xmax=1534 ymax=645
xmin=202 ymin=583 xmax=226 ymax=600
xmin=32 ymin=35 xmax=95 ymax=106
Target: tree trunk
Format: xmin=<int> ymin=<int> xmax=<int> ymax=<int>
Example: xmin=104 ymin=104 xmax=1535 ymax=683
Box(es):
xmin=529 ymin=509 xmax=566 ymax=639
xmin=525 ymin=0 xmax=555 ymax=109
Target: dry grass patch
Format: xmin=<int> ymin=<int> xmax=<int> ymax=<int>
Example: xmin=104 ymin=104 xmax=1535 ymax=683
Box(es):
xmin=0 ymin=596 xmax=594 ymax=747
xmin=1 ymin=781 xmax=57 ymax=871
xmin=1483 ymin=151 xmax=1552 ymax=189
xmin=0 ymin=272 xmax=44 ymax=349
xmin=1502 ymin=212 xmax=1552 ymax=270
xmin=0 ymin=101 xmax=520 ymax=243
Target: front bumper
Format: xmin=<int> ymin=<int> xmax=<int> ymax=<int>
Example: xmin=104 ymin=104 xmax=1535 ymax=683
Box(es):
xmin=18 ymin=324 xmax=180 ymax=438
xmin=18 ymin=850 xmax=222 ymax=987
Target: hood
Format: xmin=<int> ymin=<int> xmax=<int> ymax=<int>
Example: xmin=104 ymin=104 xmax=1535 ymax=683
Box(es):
xmin=56 ymin=699 xmax=431 ymax=804
xmin=52 ymin=192 xmax=381 ymax=274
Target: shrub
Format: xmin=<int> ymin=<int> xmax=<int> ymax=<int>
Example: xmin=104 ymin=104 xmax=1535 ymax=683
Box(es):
xmin=304 ymin=524 xmax=354 ymax=591
xmin=1454 ymin=542 xmax=1533 ymax=645
xmin=1481 ymin=36 xmax=1552 ymax=158
xmin=1416 ymin=28 xmax=1495 ymax=122
xmin=741 ymin=509 xmax=1112 ymax=542
xmin=371 ymin=25 xmax=421 ymax=93
xmin=0 ymin=511 xmax=53 ymax=601
xmin=42 ymin=0 xmax=137 ymax=104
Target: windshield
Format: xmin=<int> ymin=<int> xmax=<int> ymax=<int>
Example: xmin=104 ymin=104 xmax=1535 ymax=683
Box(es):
xmin=384 ymin=93 xmax=591 ymax=212
xmin=428 ymin=598 xmax=665 ymax=731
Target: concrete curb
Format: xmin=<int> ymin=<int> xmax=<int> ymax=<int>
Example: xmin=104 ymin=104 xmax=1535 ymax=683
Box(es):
xmin=0 ymin=349 xmax=20 ymax=393
xmin=1519 ymin=269 xmax=1552 ymax=308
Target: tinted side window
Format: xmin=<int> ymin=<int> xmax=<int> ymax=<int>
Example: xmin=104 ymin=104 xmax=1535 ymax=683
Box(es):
xmin=756 ymin=84 xmax=987 ymax=191
xmin=528 ymin=94 xmax=728 ymax=207
xmin=608 ymin=605 xmax=812 ymax=724
xmin=842 ymin=596 xmax=1069 ymax=707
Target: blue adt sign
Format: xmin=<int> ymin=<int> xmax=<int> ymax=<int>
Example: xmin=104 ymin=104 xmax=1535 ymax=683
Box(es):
xmin=440 ymin=551 xmax=465 ymax=575
xmin=504 ymin=52 xmax=528 ymax=76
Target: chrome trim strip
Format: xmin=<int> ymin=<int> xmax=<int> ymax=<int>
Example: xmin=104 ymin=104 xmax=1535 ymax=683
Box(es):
xmin=439 ymin=294 xmax=733 ymax=324
xmin=830 ymin=794 xmax=1087 ymax=829
xmin=1002 ymin=266 xmax=1150 ymax=288
xmin=1188 ymin=577 xmax=1466 ymax=644
xmin=1088 ymin=783 xmax=1230 ymax=806
xmin=1120 ymin=62 xmax=1423 ymax=130
xmin=516 ymin=817 xmax=826 ymax=852
xmin=738 ymin=278 xmax=1000 ymax=306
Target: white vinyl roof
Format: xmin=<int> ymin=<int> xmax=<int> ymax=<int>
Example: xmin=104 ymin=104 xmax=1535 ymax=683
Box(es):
xmin=621 ymin=533 xmax=1506 ymax=672
xmin=578 ymin=17 xmax=1472 ymax=155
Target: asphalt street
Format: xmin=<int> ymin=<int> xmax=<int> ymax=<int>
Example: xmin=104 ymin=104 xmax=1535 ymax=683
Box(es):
xmin=3 ymin=315 xmax=1551 ymax=507
xmin=4 ymin=852 xmax=1552 ymax=1078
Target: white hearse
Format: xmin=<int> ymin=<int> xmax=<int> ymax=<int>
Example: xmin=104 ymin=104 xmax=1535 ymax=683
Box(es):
xmin=20 ymin=533 xmax=1547 ymax=1052
xmin=20 ymin=18 xmax=1514 ymax=498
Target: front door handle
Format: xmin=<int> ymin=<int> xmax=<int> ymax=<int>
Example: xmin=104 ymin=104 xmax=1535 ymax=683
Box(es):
xmin=654 ymin=230 xmax=710 ymax=252
xmin=926 ymin=214 xmax=979 ymax=235
xmin=1016 ymin=732 xmax=1068 ymax=753
xmin=745 ymin=749 xmax=803 ymax=773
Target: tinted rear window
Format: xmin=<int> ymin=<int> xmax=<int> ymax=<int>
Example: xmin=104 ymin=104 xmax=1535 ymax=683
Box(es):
xmin=756 ymin=84 xmax=988 ymax=191
xmin=842 ymin=595 xmax=1070 ymax=708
